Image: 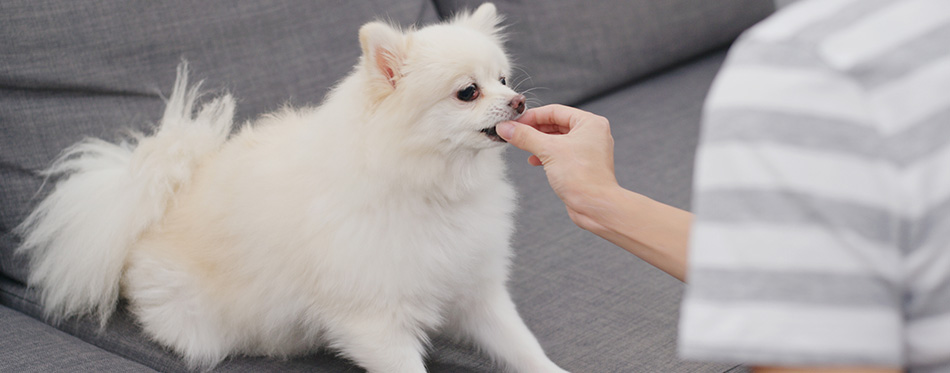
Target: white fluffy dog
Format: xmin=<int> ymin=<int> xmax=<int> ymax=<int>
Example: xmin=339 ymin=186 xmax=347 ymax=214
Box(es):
xmin=16 ymin=4 xmax=568 ymax=373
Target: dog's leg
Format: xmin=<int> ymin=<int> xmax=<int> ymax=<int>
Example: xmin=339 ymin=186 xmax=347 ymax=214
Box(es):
xmin=323 ymin=315 xmax=428 ymax=373
xmin=449 ymin=283 xmax=569 ymax=373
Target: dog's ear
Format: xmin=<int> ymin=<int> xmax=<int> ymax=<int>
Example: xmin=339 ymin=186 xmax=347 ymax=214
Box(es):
xmin=359 ymin=22 xmax=406 ymax=89
xmin=457 ymin=3 xmax=504 ymax=39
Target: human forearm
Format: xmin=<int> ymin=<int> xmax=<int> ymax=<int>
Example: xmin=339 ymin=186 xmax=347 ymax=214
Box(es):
xmin=497 ymin=105 xmax=691 ymax=281
xmin=565 ymin=185 xmax=692 ymax=282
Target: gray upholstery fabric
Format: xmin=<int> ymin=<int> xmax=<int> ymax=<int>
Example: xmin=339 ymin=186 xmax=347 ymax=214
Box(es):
xmin=0 ymin=304 xmax=154 ymax=372
xmin=434 ymin=0 xmax=774 ymax=106
xmin=582 ymin=55 xmax=727 ymax=211
xmin=775 ymin=0 xmax=802 ymax=9
xmin=0 ymin=0 xmax=439 ymax=285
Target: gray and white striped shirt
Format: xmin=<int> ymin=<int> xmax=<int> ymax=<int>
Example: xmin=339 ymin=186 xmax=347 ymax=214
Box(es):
xmin=679 ymin=0 xmax=950 ymax=371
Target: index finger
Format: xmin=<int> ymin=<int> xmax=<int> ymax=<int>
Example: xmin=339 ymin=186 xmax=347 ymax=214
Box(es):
xmin=515 ymin=104 xmax=595 ymax=135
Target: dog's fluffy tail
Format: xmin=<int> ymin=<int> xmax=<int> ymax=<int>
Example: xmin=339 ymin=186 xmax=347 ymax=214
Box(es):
xmin=16 ymin=63 xmax=234 ymax=325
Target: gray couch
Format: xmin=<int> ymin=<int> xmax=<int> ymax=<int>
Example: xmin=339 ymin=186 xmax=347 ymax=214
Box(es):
xmin=0 ymin=1 xmax=774 ymax=371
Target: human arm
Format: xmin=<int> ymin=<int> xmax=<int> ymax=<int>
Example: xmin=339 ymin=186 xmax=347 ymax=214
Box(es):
xmin=496 ymin=105 xmax=691 ymax=281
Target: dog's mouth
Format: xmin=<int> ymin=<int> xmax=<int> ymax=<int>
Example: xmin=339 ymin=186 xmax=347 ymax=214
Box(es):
xmin=480 ymin=126 xmax=507 ymax=143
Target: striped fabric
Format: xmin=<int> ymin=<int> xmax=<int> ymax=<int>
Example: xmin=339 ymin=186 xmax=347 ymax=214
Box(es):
xmin=678 ymin=0 xmax=950 ymax=371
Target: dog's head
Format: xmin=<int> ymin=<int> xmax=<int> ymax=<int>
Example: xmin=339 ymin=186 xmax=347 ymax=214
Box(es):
xmin=357 ymin=3 xmax=523 ymax=152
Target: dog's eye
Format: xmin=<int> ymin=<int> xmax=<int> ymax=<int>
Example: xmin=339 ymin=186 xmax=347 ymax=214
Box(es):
xmin=500 ymin=77 xmax=507 ymax=86
xmin=457 ymin=84 xmax=479 ymax=102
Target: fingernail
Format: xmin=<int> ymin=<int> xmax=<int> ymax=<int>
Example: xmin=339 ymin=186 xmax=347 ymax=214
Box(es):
xmin=497 ymin=121 xmax=515 ymax=140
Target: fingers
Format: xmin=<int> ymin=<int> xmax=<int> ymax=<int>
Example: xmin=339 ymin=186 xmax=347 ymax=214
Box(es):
xmin=515 ymin=104 xmax=599 ymax=134
xmin=497 ymin=104 xmax=609 ymax=166
xmin=496 ymin=121 xmax=546 ymax=155
xmin=495 ymin=122 xmax=545 ymax=166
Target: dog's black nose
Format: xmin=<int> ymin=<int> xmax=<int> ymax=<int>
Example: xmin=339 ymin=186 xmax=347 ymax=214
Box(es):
xmin=510 ymin=95 xmax=526 ymax=114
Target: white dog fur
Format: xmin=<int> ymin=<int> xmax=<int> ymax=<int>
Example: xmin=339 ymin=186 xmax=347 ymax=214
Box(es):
xmin=16 ymin=4 xmax=568 ymax=373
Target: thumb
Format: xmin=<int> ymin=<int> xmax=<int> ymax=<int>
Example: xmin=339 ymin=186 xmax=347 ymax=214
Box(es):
xmin=497 ymin=121 xmax=547 ymax=155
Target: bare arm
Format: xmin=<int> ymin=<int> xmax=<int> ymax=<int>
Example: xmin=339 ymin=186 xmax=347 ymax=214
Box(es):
xmin=566 ymin=184 xmax=691 ymax=282
xmin=497 ymin=104 xmax=690 ymax=281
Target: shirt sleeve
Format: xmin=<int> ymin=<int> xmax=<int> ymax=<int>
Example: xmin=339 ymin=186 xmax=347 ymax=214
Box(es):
xmin=677 ymin=30 xmax=904 ymax=367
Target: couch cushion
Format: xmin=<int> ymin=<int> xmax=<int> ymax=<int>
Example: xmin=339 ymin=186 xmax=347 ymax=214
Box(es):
xmin=433 ymin=0 xmax=773 ymax=106
xmin=0 ymin=0 xmax=440 ymax=285
xmin=0 ymin=304 xmax=155 ymax=372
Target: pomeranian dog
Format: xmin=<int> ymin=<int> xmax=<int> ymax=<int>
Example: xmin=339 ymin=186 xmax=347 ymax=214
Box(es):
xmin=16 ymin=3 xmax=568 ymax=373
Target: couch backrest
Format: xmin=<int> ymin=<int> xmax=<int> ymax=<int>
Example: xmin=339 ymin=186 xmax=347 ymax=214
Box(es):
xmin=435 ymin=0 xmax=775 ymax=105
xmin=0 ymin=0 xmax=439 ymax=283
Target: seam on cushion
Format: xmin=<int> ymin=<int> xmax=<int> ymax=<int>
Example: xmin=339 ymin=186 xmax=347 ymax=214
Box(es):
xmin=724 ymin=363 xmax=748 ymax=372
xmin=0 ymin=286 xmax=159 ymax=371
xmin=0 ymin=278 xmax=38 ymax=307
xmin=0 ymin=279 xmax=168 ymax=371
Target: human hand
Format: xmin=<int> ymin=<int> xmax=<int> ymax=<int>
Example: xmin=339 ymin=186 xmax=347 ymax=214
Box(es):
xmin=496 ymin=104 xmax=619 ymax=228
xmin=498 ymin=105 xmax=692 ymax=281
